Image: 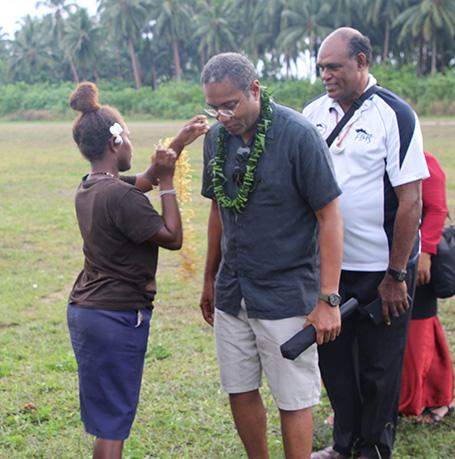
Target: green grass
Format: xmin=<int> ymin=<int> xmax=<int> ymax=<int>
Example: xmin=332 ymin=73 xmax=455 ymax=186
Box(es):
xmin=0 ymin=120 xmax=454 ymax=458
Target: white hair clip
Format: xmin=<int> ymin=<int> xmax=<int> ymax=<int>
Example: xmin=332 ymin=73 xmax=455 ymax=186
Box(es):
xmin=109 ymin=122 xmax=124 ymax=145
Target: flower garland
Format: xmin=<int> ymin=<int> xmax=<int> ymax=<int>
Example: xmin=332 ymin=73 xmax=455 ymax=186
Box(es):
xmin=212 ymin=87 xmax=273 ymax=214
xmin=162 ymin=137 xmax=197 ymax=280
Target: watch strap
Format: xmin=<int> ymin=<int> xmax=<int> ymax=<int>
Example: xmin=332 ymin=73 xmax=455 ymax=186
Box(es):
xmin=387 ymin=267 xmax=407 ymax=282
xmin=319 ymin=292 xmax=341 ymax=307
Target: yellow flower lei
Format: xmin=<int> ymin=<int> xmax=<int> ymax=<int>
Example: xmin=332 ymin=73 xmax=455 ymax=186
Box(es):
xmin=162 ymin=137 xmax=197 ymax=280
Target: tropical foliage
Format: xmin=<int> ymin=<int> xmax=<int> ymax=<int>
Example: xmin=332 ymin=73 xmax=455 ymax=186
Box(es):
xmin=1 ymin=0 xmax=454 ymax=88
xmin=2 ymin=66 xmax=455 ymax=120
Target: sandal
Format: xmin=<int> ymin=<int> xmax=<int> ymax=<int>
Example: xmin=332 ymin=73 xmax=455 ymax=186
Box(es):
xmin=416 ymin=405 xmax=454 ymax=424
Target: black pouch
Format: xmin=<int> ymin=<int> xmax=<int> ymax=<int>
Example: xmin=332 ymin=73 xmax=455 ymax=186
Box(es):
xmin=361 ymin=298 xmax=383 ymax=325
xmin=431 ymin=224 xmax=455 ymax=298
xmin=280 ymin=298 xmax=359 ymax=360
xmin=360 ymin=295 xmax=413 ymax=325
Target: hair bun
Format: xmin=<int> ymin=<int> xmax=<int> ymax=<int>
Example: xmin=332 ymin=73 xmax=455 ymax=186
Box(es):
xmin=69 ymin=81 xmax=100 ymax=113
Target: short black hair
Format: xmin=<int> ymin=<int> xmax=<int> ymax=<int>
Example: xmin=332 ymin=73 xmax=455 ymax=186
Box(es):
xmin=348 ymin=34 xmax=372 ymax=65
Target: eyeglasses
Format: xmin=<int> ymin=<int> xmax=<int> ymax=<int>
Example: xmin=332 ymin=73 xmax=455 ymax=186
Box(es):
xmin=204 ymin=93 xmax=245 ymax=118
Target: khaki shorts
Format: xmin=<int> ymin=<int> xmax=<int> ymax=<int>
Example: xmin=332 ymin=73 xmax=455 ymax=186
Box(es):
xmin=214 ymin=301 xmax=321 ymax=411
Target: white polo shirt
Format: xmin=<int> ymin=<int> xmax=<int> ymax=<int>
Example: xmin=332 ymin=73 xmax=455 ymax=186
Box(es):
xmin=303 ymin=75 xmax=429 ymax=271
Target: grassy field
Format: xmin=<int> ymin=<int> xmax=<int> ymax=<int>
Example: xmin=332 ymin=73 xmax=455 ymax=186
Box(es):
xmin=0 ymin=119 xmax=454 ymax=459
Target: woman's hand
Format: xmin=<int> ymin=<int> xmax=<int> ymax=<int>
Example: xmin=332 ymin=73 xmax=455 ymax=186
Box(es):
xmin=139 ymin=116 xmax=209 ymax=190
xmin=152 ymin=147 xmax=177 ymax=185
xmin=170 ymin=115 xmax=209 ymax=153
xmin=417 ymin=252 xmax=432 ymax=286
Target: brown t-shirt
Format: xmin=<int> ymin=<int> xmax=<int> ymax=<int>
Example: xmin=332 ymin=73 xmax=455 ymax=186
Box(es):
xmin=69 ymin=176 xmax=164 ymax=310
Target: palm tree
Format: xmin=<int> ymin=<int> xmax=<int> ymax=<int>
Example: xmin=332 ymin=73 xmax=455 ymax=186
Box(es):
xmin=393 ymin=0 xmax=455 ymax=74
xmin=0 ymin=27 xmax=9 ymax=82
xmin=366 ymin=0 xmax=406 ymax=63
xmin=150 ymin=0 xmax=194 ymax=80
xmin=227 ymin=0 xmax=262 ymax=58
xmin=0 ymin=26 xmax=7 ymax=49
xmin=250 ymin=0 xmax=286 ymax=76
xmin=9 ymin=16 xmax=52 ymax=82
xmin=194 ymin=0 xmax=237 ymax=63
xmin=326 ymin=0 xmax=359 ymax=27
xmin=35 ymin=0 xmax=78 ymax=40
xmin=35 ymin=0 xmax=80 ymax=82
xmin=61 ymin=8 xmax=101 ymax=81
xmin=278 ymin=0 xmax=331 ymax=77
xmin=138 ymin=32 xmax=171 ymax=89
xmin=98 ymin=0 xmax=149 ymax=88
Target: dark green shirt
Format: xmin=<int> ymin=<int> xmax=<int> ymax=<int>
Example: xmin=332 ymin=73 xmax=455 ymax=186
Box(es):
xmin=202 ymin=103 xmax=341 ymax=319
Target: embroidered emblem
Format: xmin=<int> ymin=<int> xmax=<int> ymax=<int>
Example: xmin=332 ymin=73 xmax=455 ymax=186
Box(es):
xmin=354 ymin=128 xmax=373 ymax=144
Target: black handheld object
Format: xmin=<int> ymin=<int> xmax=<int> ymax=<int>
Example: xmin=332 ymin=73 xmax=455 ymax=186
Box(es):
xmin=280 ymin=298 xmax=359 ymax=361
xmin=362 ymin=297 xmax=383 ymax=325
xmin=361 ymin=294 xmax=413 ymax=325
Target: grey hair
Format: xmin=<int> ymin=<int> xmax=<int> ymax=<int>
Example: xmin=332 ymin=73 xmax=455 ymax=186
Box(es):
xmin=201 ymin=52 xmax=258 ymax=92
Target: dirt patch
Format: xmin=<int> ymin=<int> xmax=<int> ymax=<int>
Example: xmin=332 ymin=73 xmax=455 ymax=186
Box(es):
xmin=0 ymin=322 xmax=19 ymax=329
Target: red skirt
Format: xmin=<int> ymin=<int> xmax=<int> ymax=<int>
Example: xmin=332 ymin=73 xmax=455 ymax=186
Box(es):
xmin=399 ymin=316 xmax=454 ymax=416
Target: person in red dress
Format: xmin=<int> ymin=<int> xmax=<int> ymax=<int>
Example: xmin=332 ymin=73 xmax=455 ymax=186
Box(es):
xmin=399 ymin=150 xmax=454 ymax=423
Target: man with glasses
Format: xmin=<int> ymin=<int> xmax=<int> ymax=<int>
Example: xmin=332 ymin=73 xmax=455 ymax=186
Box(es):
xmin=199 ymin=52 xmax=344 ymax=458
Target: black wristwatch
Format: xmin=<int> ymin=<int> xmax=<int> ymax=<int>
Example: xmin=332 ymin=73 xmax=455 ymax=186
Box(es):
xmin=387 ymin=267 xmax=407 ymax=282
xmin=319 ymin=293 xmax=342 ymax=307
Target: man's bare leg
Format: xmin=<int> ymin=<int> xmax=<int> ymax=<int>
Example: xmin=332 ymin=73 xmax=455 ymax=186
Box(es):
xmin=229 ymin=390 xmax=269 ymax=459
xmin=280 ymin=407 xmax=313 ymax=459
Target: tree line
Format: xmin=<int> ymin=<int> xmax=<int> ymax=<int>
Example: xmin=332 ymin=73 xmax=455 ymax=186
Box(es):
xmin=1 ymin=0 xmax=454 ymax=90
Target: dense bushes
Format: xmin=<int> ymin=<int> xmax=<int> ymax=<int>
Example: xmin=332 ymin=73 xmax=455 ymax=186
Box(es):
xmin=371 ymin=66 xmax=455 ymax=115
xmin=1 ymin=67 xmax=454 ymax=120
xmin=268 ymin=79 xmax=325 ymax=112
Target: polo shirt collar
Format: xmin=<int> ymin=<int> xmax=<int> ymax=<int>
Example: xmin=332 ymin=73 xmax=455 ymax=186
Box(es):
xmin=329 ymin=74 xmax=378 ymax=114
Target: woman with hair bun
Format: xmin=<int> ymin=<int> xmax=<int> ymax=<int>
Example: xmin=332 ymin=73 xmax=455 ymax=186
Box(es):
xmin=67 ymin=81 xmax=208 ymax=459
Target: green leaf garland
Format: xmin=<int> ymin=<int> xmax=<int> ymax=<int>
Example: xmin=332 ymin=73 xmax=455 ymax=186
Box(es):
xmin=212 ymin=87 xmax=273 ymax=214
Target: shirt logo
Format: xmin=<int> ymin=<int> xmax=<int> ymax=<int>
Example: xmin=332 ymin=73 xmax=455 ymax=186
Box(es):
xmin=316 ymin=122 xmax=327 ymax=136
xmin=354 ymin=128 xmax=373 ymax=144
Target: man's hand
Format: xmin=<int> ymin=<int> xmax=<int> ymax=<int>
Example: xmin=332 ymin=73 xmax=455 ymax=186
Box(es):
xmin=377 ymin=274 xmax=409 ymax=325
xmin=417 ymin=252 xmax=431 ymax=286
xmin=304 ymin=301 xmax=341 ymax=345
xmin=200 ymin=277 xmax=215 ymax=326
xmin=170 ymin=115 xmax=209 ymax=153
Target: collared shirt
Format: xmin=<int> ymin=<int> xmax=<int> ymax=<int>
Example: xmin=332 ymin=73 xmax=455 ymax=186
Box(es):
xmin=201 ymin=102 xmax=341 ymax=319
xmin=303 ymin=75 xmax=429 ymax=271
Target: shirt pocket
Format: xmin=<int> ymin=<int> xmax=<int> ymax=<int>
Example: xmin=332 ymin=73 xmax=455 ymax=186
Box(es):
xmin=252 ymin=175 xmax=285 ymax=207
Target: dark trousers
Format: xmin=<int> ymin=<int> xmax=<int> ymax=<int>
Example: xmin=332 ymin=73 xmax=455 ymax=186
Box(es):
xmin=319 ymin=268 xmax=416 ymax=459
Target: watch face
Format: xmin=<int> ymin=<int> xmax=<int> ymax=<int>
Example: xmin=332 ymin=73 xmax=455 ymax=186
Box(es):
xmin=329 ymin=294 xmax=341 ymax=306
xmin=388 ymin=268 xmax=407 ymax=282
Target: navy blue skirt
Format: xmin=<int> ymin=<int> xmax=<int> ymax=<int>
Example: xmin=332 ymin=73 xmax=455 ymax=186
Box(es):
xmin=67 ymin=304 xmax=152 ymax=440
